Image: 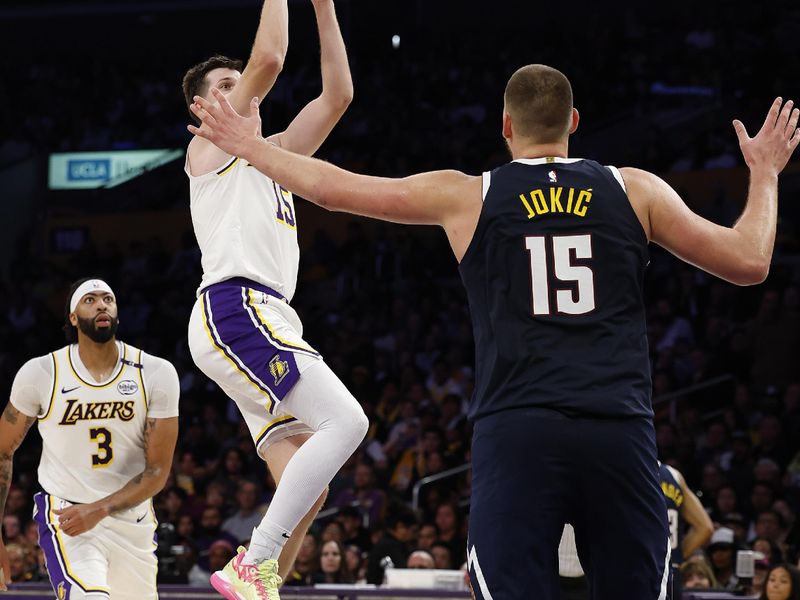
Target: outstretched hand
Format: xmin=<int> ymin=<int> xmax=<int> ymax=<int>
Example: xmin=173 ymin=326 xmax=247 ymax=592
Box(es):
xmin=733 ymin=97 xmax=800 ymax=176
xmin=188 ymin=87 xmax=263 ymax=158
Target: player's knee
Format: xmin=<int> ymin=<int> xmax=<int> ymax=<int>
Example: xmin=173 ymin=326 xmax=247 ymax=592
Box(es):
xmin=348 ymin=404 xmax=369 ymax=444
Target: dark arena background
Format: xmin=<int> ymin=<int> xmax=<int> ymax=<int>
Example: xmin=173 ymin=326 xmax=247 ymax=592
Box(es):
xmin=1 ymin=0 xmax=799 ymax=598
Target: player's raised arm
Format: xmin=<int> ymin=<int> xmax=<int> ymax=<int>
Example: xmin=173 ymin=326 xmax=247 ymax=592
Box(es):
xmin=269 ymin=0 xmax=353 ymax=156
xmin=189 ymin=89 xmax=483 ymax=256
xmin=226 ymin=0 xmax=288 ymax=115
xmin=622 ymin=97 xmax=800 ymax=286
xmin=184 ymin=0 xmax=288 ymax=175
xmin=0 ymin=403 xmax=36 ymax=591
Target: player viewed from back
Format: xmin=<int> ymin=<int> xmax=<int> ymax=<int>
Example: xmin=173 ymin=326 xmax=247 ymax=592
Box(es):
xmin=188 ymin=61 xmax=799 ymax=599
xmin=182 ymin=1 xmax=366 ymax=599
xmin=660 ymin=462 xmax=714 ymax=599
xmin=0 ymin=277 xmax=180 ymax=598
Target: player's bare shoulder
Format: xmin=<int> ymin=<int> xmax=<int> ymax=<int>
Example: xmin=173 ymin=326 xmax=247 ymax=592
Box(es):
xmin=616 ymin=167 xmax=655 ymax=241
xmin=186 ymin=135 xmax=236 ymax=177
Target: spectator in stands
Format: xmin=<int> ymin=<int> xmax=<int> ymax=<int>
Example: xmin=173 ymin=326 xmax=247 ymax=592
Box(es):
xmin=1 ymin=515 xmax=22 ymax=546
xmin=753 ymin=555 xmax=772 ymax=597
xmin=430 ymin=541 xmax=453 ymax=571
xmin=720 ymin=512 xmax=749 ymax=546
xmin=366 ymin=510 xmax=417 ymax=584
xmin=344 ymin=544 xmax=367 ymax=583
xmin=680 ymin=558 xmax=718 ymax=589
xmin=755 ymin=509 xmax=786 ymax=545
xmin=712 ymin=485 xmax=739 ymax=522
xmin=5 ymin=542 xmax=33 ymax=583
xmin=707 ymin=527 xmax=740 ymax=590
xmin=188 ymin=539 xmax=236 ymax=588
xmin=407 ymin=550 xmax=435 ymax=569
xmin=773 ymin=500 xmax=800 ymax=559
xmin=415 ymin=522 xmax=438 ymax=552
xmin=759 ymin=563 xmax=800 ymax=600
xmin=313 ymin=540 xmax=355 ymax=584
xmin=221 ymin=480 xmax=264 ymax=545
xmin=751 ymin=482 xmax=779 ymax=525
xmin=434 ymin=502 xmax=466 ymax=567
xmin=334 ymin=462 xmax=387 ymax=527
xmin=284 ymin=533 xmax=321 ymax=586
xmin=321 ymin=520 xmax=345 ymax=544
xmin=193 ymin=506 xmax=238 ymax=570
xmin=753 ymin=537 xmax=785 ymax=566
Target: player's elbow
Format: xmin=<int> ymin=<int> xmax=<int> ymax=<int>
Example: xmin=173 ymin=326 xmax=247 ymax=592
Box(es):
xmin=248 ymin=51 xmax=285 ymax=77
xmin=732 ymin=257 xmax=770 ymax=286
xmin=321 ymin=87 xmax=354 ymax=116
xmin=147 ymin=465 xmax=170 ymax=493
xmin=335 ymin=86 xmax=354 ymax=110
xmin=700 ymin=520 xmax=714 ymax=544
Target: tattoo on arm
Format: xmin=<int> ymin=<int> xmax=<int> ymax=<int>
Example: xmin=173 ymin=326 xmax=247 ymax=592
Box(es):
xmin=1 ymin=404 xmax=35 ymax=517
xmin=104 ymin=419 xmax=159 ymax=516
xmin=143 ymin=418 xmax=156 ymax=457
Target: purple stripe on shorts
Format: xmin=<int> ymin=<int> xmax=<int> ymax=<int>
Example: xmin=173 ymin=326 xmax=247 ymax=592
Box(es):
xmin=33 ymin=493 xmax=72 ymax=599
xmin=205 ymin=285 xmax=301 ymax=403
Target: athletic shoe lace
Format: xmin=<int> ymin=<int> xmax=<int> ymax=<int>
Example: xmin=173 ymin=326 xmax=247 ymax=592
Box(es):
xmin=253 ymin=560 xmax=282 ymax=599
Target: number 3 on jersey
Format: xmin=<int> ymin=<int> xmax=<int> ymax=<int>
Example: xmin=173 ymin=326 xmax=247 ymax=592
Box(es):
xmin=525 ymin=234 xmax=595 ymax=315
xmin=90 ymin=427 xmax=113 ymax=467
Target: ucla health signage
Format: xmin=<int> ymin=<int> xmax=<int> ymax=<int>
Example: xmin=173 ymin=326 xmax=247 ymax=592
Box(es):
xmin=48 ymin=149 xmax=184 ymax=189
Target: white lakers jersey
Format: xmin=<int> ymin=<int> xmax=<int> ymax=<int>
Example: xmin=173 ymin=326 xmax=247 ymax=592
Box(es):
xmin=10 ymin=342 xmax=179 ymax=503
xmin=187 ymin=154 xmax=300 ymax=301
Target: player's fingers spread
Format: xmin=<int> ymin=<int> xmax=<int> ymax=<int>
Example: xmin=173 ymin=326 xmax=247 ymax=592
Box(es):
xmin=763 ymin=97 xmax=783 ymax=130
xmin=210 ymin=87 xmax=233 ymax=115
xmin=251 ymin=96 xmax=260 ymax=115
xmin=778 ymin=99 xmax=794 ymax=131
xmin=786 ymin=107 xmax=799 ymax=137
xmin=790 ymin=128 xmax=800 ymax=150
xmin=192 ymin=94 xmax=214 ymax=111
xmin=191 ymin=104 xmax=217 ymax=126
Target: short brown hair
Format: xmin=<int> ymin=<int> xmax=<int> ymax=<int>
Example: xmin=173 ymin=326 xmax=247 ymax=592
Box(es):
xmin=504 ymin=64 xmax=573 ymax=143
xmin=181 ymin=55 xmax=242 ymax=123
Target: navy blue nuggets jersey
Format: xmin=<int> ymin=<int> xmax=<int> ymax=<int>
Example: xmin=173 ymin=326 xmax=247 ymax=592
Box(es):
xmin=659 ymin=463 xmax=684 ymax=565
xmin=458 ymin=157 xmax=651 ymax=421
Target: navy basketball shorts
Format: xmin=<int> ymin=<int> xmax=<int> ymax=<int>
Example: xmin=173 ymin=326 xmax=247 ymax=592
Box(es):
xmin=467 ymin=407 xmax=670 ymax=600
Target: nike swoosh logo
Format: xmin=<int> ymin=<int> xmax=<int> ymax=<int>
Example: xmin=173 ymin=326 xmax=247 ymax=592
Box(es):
xmin=61 ymin=386 xmax=80 ymax=394
xmin=281 ymin=532 xmax=291 ymax=539
xmin=136 ymin=514 xmax=147 ymax=523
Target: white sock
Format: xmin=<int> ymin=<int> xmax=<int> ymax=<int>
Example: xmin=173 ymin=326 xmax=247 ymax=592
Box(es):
xmin=247 ymin=360 xmax=368 ymax=562
xmin=244 ymin=524 xmax=289 ymax=563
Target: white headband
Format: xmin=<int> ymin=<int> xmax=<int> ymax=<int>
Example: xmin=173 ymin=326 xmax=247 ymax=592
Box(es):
xmin=69 ymin=279 xmax=115 ymax=313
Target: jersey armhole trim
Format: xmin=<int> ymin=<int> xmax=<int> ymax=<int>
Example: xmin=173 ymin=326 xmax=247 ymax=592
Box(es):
xmin=39 ymin=353 xmax=58 ymax=421
xmin=606 ymin=165 xmax=627 ymax=192
xmin=481 ymin=171 xmax=491 ymax=202
xmin=138 ymin=348 xmax=148 ymax=411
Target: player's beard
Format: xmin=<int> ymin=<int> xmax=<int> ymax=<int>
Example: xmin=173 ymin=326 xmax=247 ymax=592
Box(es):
xmin=76 ymin=314 xmax=119 ymax=343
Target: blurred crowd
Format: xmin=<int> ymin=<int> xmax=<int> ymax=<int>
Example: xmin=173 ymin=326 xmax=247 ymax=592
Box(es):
xmin=1 ymin=0 xmax=800 ymax=594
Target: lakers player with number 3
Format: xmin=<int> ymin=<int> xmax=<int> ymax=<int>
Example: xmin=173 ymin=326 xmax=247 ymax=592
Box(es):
xmin=0 ymin=278 xmax=179 ymax=598
xmin=182 ymin=1 xmax=366 ymax=598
